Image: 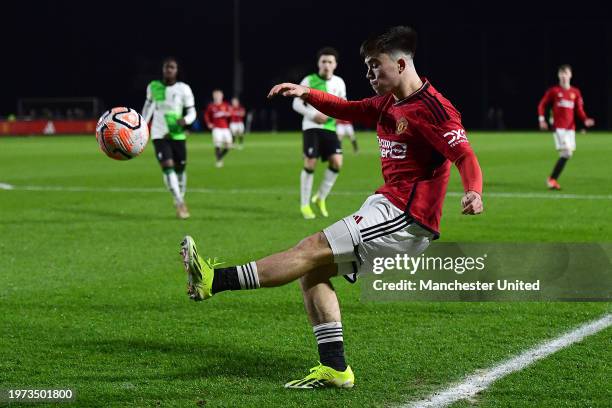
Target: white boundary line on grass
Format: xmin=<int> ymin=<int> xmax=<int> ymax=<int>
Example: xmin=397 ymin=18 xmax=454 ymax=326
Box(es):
xmin=1 ymin=183 xmax=612 ymax=200
xmin=403 ymin=313 xmax=612 ymax=408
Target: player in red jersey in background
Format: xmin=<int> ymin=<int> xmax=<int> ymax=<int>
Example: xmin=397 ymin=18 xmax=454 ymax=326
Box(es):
xmin=179 ymin=26 xmax=483 ymax=389
xmin=336 ymin=119 xmax=359 ymax=153
xmin=229 ymin=97 xmax=246 ymax=149
xmin=538 ymin=64 xmax=594 ymax=190
xmin=204 ymin=89 xmax=233 ymax=168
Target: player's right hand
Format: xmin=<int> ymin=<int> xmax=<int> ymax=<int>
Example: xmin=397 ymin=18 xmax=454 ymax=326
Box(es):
xmin=538 ymin=120 xmax=548 ymax=131
xmin=461 ymin=191 xmax=483 ymax=215
xmin=268 ymin=83 xmax=310 ymax=99
xmin=584 ymin=118 xmax=595 ymax=128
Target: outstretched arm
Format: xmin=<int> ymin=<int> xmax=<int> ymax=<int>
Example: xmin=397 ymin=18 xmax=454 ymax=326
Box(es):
xmin=419 ymin=121 xmax=483 ymax=215
xmin=454 ymin=151 xmax=483 ymax=215
xmin=269 ymin=83 xmax=379 ymax=126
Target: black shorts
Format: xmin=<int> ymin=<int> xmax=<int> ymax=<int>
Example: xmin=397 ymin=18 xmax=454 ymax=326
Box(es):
xmin=303 ymin=128 xmax=342 ymax=161
xmin=153 ymin=139 xmax=187 ymax=167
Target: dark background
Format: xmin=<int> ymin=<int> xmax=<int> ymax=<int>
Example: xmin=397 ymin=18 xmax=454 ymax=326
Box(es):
xmin=2 ymin=0 xmax=611 ymax=130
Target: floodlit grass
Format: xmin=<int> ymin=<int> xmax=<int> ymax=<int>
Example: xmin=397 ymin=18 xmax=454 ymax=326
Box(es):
xmin=1 ymin=131 xmax=610 ymax=407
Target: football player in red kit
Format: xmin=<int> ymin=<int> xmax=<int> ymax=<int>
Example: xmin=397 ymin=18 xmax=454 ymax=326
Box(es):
xmin=538 ymin=64 xmax=594 ymax=190
xmin=180 ymin=26 xmax=483 ymax=389
xmin=229 ymin=97 xmax=247 ymax=149
xmin=204 ymin=90 xmax=233 ymax=168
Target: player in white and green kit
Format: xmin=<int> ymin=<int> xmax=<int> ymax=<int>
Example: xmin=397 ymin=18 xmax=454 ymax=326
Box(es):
xmin=142 ymin=57 xmax=196 ymax=219
xmin=292 ymin=47 xmax=346 ymax=220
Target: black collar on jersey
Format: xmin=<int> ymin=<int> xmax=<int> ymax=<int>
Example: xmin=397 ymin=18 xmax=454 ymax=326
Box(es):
xmin=393 ymin=80 xmax=430 ymax=106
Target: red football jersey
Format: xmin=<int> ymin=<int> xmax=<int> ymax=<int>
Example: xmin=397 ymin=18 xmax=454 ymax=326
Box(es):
xmin=230 ymin=105 xmax=246 ymax=123
xmin=306 ymin=79 xmax=482 ymax=236
xmin=537 ymin=86 xmax=588 ymax=130
xmin=204 ymin=102 xmax=231 ymax=129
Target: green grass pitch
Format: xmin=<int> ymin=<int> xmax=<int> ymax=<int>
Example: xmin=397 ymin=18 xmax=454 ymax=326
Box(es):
xmin=0 ymin=131 xmax=610 ymax=407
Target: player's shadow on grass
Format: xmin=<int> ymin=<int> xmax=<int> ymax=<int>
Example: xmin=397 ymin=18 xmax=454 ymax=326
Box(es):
xmin=67 ymin=338 xmax=310 ymax=381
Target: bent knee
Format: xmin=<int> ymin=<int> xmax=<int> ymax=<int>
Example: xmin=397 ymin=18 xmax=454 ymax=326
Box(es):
xmin=292 ymin=232 xmax=334 ymax=268
xmin=329 ymin=156 xmax=342 ymax=170
xmin=295 ymin=232 xmax=329 ymax=252
xmin=161 ymin=159 xmax=175 ymax=168
xmin=303 ymin=159 xmax=317 ymax=171
xmin=559 ymin=149 xmax=573 ymax=159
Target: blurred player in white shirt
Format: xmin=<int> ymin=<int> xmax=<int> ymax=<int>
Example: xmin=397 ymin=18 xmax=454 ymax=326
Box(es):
xmin=142 ymin=57 xmax=196 ymax=219
xmin=292 ymin=47 xmax=346 ymax=220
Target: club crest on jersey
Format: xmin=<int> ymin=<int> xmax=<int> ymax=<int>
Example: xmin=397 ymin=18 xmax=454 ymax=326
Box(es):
xmin=396 ymin=117 xmax=409 ymax=134
xmin=378 ymin=137 xmax=407 ymax=159
xmin=442 ymin=129 xmax=468 ymax=147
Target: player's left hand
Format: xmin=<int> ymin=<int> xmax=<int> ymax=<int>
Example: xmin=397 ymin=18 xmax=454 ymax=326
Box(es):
xmin=177 ymin=118 xmax=187 ymax=127
xmin=268 ymin=83 xmax=310 ymax=99
xmin=461 ymin=191 xmax=483 ymax=215
xmin=584 ymin=118 xmax=595 ymax=128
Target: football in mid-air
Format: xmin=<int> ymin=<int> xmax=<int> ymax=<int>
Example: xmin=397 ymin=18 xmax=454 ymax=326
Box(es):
xmin=95 ymin=107 xmax=149 ymax=160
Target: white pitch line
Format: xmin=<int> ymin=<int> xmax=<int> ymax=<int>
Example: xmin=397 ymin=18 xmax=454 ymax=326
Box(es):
xmin=403 ymin=313 xmax=612 ymax=408
xmin=1 ymin=184 xmax=612 ymax=200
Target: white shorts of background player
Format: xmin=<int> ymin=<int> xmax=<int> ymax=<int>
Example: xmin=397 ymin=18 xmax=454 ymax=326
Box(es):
xmin=553 ymin=128 xmax=576 ymax=158
xmin=323 ymin=194 xmax=434 ymax=282
xmin=336 ymin=123 xmax=355 ymax=139
xmin=230 ymin=122 xmax=245 ymax=135
xmin=212 ymin=128 xmax=233 ymax=148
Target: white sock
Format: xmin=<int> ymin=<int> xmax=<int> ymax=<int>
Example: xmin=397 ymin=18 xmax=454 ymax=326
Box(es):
xmin=237 ymin=262 xmax=260 ymax=289
xmin=317 ymin=168 xmax=339 ymax=200
xmin=177 ymin=172 xmax=187 ymax=199
xmin=313 ymin=322 xmax=344 ymax=344
xmin=163 ymin=170 xmax=183 ymax=205
xmin=300 ymin=168 xmax=314 ymax=206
